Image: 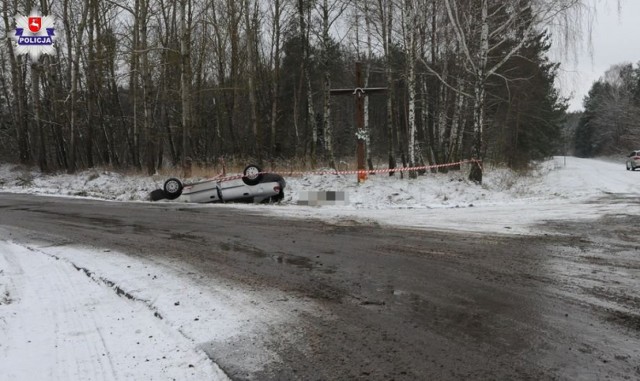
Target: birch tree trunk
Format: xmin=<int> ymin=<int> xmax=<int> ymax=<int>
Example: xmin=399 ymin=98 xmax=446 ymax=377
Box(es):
xmin=364 ymin=0 xmax=374 ymax=171
xmin=321 ymin=0 xmax=336 ymax=169
xmin=63 ymin=0 xmax=75 ymax=171
xmin=140 ymin=0 xmax=156 ymax=175
xmin=468 ymin=0 xmax=489 ymax=183
xmin=228 ymin=0 xmax=241 ymax=155
xmin=244 ymin=0 xmax=261 ymax=163
xmin=210 ymin=1 xmax=237 ymax=153
xmin=381 ymin=0 xmax=396 ymax=175
xmin=130 ymin=0 xmax=141 ymax=169
xmin=269 ymin=0 xmax=283 ymax=157
xmin=305 ymin=7 xmax=317 ymax=167
xmin=404 ymin=0 xmax=418 ymax=179
xmin=69 ymin=0 xmax=89 ymax=170
xmin=438 ymin=0 xmax=586 ymax=182
xmin=31 ymin=62 xmax=47 ymax=171
xmin=449 ymin=88 xmax=465 ymax=163
xmin=180 ymin=0 xmax=192 ymax=173
xmin=86 ymin=0 xmax=98 ymax=169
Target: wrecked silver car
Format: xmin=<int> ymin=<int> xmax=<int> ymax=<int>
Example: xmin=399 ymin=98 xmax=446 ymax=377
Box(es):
xmin=150 ymin=165 xmax=285 ymax=204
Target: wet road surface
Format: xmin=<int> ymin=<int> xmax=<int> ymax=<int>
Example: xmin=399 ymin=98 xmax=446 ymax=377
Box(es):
xmin=1 ymin=193 xmax=639 ymax=380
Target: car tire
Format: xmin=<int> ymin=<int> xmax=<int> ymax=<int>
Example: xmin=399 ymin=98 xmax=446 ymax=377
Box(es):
xmin=149 ymin=189 xmax=166 ymax=201
xmin=242 ymin=164 xmax=263 ymax=186
xmin=164 ymin=178 xmax=184 ymax=200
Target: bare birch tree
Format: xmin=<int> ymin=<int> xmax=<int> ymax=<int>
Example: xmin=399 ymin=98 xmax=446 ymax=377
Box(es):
xmin=180 ymin=0 xmax=192 ymax=173
xmin=439 ymin=0 xmax=587 ymax=183
xmin=268 ymin=0 xmax=287 ymax=157
xmin=403 ymin=0 xmax=418 ymax=178
xmin=318 ymin=0 xmax=346 ymax=169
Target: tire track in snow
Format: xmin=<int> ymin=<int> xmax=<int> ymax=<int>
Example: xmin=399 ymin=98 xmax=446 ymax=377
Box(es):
xmin=0 ymin=240 xmax=229 ymax=381
xmin=1 ymin=242 xmax=117 ymax=380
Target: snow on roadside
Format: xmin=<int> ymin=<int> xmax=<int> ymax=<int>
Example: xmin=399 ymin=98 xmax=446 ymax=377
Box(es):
xmin=1 ymin=156 xmax=639 ymax=235
xmin=282 ymin=156 xmax=637 ymax=209
xmin=0 ymin=158 xmax=541 ymax=207
xmin=0 ymin=165 xmax=161 ymax=202
xmin=0 ymin=240 xmax=228 ymax=381
xmin=262 ymin=157 xmax=640 ymax=234
xmin=205 ymin=156 xmax=640 ymax=235
xmin=0 ymin=236 xmax=320 ymax=380
xmin=0 ymin=156 xmax=633 ymax=207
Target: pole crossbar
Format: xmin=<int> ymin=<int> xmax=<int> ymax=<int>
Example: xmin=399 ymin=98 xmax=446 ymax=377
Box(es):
xmin=329 ymin=62 xmax=388 ymax=183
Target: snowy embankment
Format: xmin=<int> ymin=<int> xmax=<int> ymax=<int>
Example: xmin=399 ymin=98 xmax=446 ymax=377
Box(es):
xmin=265 ymin=156 xmax=640 ymax=234
xmin=0 ymin=156 xmax=638 ymax=380
xmin=0 ymin=157 xmax=640 ymax=227
xmin=1 ymin=156 xmax=638 ymax=234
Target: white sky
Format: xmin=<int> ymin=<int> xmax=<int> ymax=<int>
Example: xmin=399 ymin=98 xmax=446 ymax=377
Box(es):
xmin=557 ymin=0 xmax=640 ymax=112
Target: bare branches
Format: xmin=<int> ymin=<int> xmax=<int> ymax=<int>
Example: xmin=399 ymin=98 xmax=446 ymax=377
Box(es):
xmin=0 ymin=0 xmax=606 ymax=173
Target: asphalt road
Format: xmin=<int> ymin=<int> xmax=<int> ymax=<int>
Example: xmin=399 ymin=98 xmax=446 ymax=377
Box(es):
xmin=1 ymin=193 xmax=639 ymax=380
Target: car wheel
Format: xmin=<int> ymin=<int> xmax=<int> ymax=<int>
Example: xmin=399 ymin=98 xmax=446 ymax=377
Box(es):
xmin=626 ymin=163 xmax=630 ymax=170
xmin=149 ymin=189 xmax=166 ymax=201
xmin=242 ymin=164 xmax=263 ymax=186
xmin=163 ymin=178 xmax=184 ymax=200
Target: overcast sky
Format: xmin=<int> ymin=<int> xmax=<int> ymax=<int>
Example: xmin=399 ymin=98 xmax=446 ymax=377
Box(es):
xmin=555 ymin=0 xmax=640 ymax=112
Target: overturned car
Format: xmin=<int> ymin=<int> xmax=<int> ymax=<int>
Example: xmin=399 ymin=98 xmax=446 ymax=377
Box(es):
xmin=150 ymin=165 xmax=285 ymax=204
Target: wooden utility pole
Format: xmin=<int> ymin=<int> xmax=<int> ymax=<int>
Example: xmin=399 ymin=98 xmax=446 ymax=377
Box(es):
xmin=330 ymin=62 xmax=386 ymax=183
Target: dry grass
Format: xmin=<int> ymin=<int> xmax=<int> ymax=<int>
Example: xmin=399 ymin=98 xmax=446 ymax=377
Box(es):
xmin=78 ymin=157 xmax=343 ymax=180
xmin=5 ymin=156 xmax=418 ymax=179
xmin=150 ymin=157 xmax=362 ymax=179
xmin=152 ymin=156 xmax=472 ymax=179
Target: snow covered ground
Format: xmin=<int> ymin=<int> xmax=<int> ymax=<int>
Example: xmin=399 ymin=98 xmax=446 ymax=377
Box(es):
xmin=0 ymin=240 xmax=228 ymax=381
xmin=0 ymin=236 xmax=319 ymax=381
xmin=1 ymin=156 xmax=639 ymax=380
xmin=1 ymin=156 xmax=639 ymax=235
xmin=263 ymin=156 xmax=640 ymax=235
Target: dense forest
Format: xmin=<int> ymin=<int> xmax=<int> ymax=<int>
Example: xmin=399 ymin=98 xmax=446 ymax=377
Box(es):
xmin=574 ymin=62 xmax=640 ymax=157
xmin=0 ymin=0 xmax=584 ymax=183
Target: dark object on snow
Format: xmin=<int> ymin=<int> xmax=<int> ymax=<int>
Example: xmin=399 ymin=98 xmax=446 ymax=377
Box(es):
xmin=149 ymin=189 xmax=166 ymax=202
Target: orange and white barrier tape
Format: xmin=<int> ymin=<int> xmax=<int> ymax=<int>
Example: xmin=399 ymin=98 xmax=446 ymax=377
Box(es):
xmin=210 ymin=159 xmax=482 ymax=183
